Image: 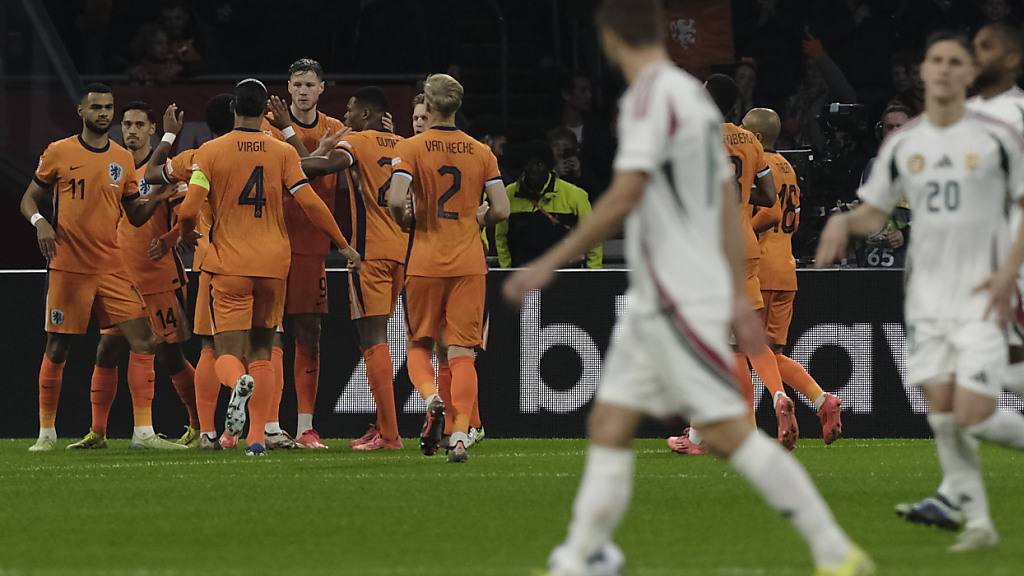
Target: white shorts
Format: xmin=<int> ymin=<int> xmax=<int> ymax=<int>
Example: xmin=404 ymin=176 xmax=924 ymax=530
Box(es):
xmin=907 ymin=320 xmax=1007 ymax=397
xmin=597 ymin=309 xmax=746 ymax=424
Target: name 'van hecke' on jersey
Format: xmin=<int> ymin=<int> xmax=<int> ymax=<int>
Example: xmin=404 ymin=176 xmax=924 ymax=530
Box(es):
xmin=425 ymin=139 xmax=475 ymax=154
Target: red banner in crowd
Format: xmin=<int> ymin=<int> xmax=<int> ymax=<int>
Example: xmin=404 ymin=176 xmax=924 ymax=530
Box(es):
xmin=663 ymin=0 xmax=734 ymax=77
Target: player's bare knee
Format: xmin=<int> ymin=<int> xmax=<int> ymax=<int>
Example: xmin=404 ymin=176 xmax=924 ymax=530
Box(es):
xmin=292 ymin=315 xmax=321 ymax=349
xmin=586 ymin=403 xmax=640 ymax=448
xmin=156 ymin=343 xmax=187 ymax=374
xmin=698 ymin=417 xmax=755 ymax=457
xmin=355 ymin=316 xmax=388 ymax=348
xmin=952 ymin=389 xmax=998 ymax=428
xmin=44 ymin=334 xmax=72 ymax=364
xmin=447 ymin=345 xmax=473 ymax=361
xmin=95 ymin=335 xmax=125 ymax=368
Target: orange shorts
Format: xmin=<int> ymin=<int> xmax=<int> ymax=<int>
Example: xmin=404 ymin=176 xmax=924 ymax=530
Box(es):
xmin=209 ymin=274 xmax=286 ymax=333
xmin=744 ymin=259 xmax=764 ymax=310
xmin=285 ymin=253 xmax=327 ymax=315
xmin=101 ymin=288 xmax=190 ymax=344
xmin=193 ymin=271 xmax=214 ymax=337
xmin=404 ymin=274 xmax=486 ymax=348
xmin=350 ymin=259 xmax=404 ymax=320
xmin=46 ymin=269 xmax=147 ymax=334
xmin=761 ymin=289 xmax=795 ymax=346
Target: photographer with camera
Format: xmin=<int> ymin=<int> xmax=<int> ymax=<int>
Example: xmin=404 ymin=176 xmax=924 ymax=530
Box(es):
xmin=855 ymin=103 xmax=913 ymax=268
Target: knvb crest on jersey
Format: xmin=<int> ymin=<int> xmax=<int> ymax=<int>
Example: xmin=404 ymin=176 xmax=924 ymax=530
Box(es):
xmin=139 ymin=180 xmax=152 ymax=197
xmin=108 ymin=162 xmax=124 ymax=183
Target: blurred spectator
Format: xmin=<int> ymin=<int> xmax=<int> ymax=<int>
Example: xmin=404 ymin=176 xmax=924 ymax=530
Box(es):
xmin=855 ymin=102 xmax=913 ymax=268
xmin=734 ymin=58 xmax=758 ymax=119
xmin=889 ymin=52 xmax=925 ymax=115
xmin=551 ymin=70 xmax=615 ymax=193
xmin=781 ymin=34 xmax=857 ymax=151
xmin=495 ymin=141 xmax=602 ymax=269
xmin=126 ymin=23 xmax=184 ymax=85
xmin=469 ymin=114 xmax=509 ymax=179
xmin=547 ymin=126 xmax=600 ymax=196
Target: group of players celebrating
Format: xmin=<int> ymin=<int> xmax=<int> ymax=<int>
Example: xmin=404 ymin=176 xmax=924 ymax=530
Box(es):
xmin=22 ymin=55 xmax=507 ymax=462
xmin=20 ymin=0 xmax=1024 ymax=571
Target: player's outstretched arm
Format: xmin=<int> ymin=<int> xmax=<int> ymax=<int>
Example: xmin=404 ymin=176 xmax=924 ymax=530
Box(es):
xmin=502 ymin=170 xmax=645 ymax=305
xmin=751 ymin=196 xmax=782 ymax=233
xmin=479 ymin=181 xmax=511 ymax=226
xmin=813 ymin=204 xmax=889 ymax=267
xmin=21 ymin=180 xmax=56 ymax=260
xmin=300 ymin=150 xmax=351 ymax=178
xmin=145 ymin=104 xmax=184 ymax=185
xmin=122 ymin=185 xmax=178 ymax=227
xmin=750 ymin=171 xmax=777 ymax=207
xmin=386 ymin=172 xmax=414 ymax=228
xmin=176 ymin=171 xmax=210 ymax=237
xmin=267 ymin=95 xmax=311 ymax=157
xmin=292 ymin=184 xmax=361 ymax=268
xmin=982 ymin=197 xmax=1024 ymax=324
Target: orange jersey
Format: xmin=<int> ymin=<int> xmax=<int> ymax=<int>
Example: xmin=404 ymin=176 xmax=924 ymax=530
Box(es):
xmin=722 ymin=123 xmax=771 ymax=260
xmin=164 ymin=149 xmax=214 ymax=268
xmin=337 ymin=129 xmax=409 ymax=262
xmin=392 ymin=126 xmax=501 ymax=277
xmin=189 ymin=128 xmax=310 ymax=279
xmin=116 ymin=153 xmax=186 ymax=295
xmin=757 ymin=151 xmax=800 ymax=291
xmin=262 ymin=111 xmax=345 ymax=255
xmin=33 ymin=135 xmax=140 ymax=274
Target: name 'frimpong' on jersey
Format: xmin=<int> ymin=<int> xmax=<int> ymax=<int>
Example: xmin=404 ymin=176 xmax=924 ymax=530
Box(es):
xmin=756 ymin=150 xmax=800 ymax=292
xmin=336 ymin=129 xmax=408 ymax=262
xmin=391 ymin=126 xmax=502 ymax=277
xmin=858 ymin=110 xmax=1024 ymax=322
xmin=188 ymin=127 xmax=312 ymax=280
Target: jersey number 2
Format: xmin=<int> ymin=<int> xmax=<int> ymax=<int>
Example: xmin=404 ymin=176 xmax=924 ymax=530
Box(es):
xmin=239 ymin=166 xmax=266 ymax=218
xmin=376 ymin=157 xmax=393 ymax=207
xmin=437 ymin=165 xmax=461 ymax=220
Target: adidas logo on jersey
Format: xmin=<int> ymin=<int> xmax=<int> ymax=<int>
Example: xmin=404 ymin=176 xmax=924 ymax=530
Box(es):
xmin=935 ymin=155 xmax=953 ymax=168
xmin=971 ymin=371 xmax=988 ymax=384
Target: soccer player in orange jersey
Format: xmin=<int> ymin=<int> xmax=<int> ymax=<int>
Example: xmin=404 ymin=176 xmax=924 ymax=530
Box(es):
xmin=67 ymin=101 xmax=201 ymax=450
xmin=412 ymin=93 xmax=429 ymax=135
xmin=177 ymin=78 xmax=360 ymax=456
xmin=743 ymin=107 xmax=844 ymax=445
xmin=21 ymin=83 xmax=178 ymax=452
xmin=301 ymin=86 xmax=406 ymax=451
xmin=259 ymin=59 xmax=346 ymax=449
xmin=144 ymin=94 xmax=236 ymax=450
xmin=387 ymin=74 xmax=510 ymax=463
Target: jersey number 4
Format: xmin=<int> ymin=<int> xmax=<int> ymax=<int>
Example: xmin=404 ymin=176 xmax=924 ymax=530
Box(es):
xmin=437 ymin=165 xmax=462 ymax=220
xmin=239 ymin=166 xmax=266 ymax=218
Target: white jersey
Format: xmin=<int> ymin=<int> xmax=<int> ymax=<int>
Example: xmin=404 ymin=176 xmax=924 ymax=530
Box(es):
xmin=858 ymin=110 xmax=1024 ymax=322
xmin=614 ymin=61 xmax=733 ymax=319
xmin=968 ymin=86 xmax=1024 ymax=236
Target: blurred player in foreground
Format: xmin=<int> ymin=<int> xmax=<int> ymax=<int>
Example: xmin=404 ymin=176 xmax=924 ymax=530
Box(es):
xmin=503 ymin=2 xmax=872 ymax=574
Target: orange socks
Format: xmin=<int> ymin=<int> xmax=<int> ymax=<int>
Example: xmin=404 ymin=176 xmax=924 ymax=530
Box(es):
xmin=170 ymin=363 xmax=199 ymax=429
xmin=269 ymin=345 xmax=284 ymax=427
xmin=470 ymin=395 xmax=482 ymax=430
xmin=449 ymin=356 xmax=478 ymax=435
xmin=294 ymin=342 xmax=319 ymax=416
xmin=747 ymin=346 xmax=784 ymax=399
xmin=196 ymin=347 xmax=220 ymax=435
xmin=127 ymin=352 xmax=156 ymax=427
xmin=90 ymin=366 xmax=118 ymax=435
xmin=365 ymin=343 xmax=399 ymax=441
xmin=776 ymin=353 xmax=825 ymax=405
xmin=246 ymin=359 xmax=273 ymax=446
xmin=407 ymin=346 xmax=438 ymax=400
xmin=734 ymin=353 xmax=754 ymax=417
xmin=38 ymin=356 xmax=65 ymax=430
xmin=215 ymin=354 xmax=246 ymax=389
xmin=437 ymin=358 xmax=454 ymax=432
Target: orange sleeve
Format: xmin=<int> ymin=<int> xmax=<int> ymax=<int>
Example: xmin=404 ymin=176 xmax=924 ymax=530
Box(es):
xmin=178 ymin=149 xmax=209 ymax=234
xmin=33 ymin=143 xmax=60 ymax=188
xmin=483 ymin=148 xmax=502 ymax=185
xmin=753 ymin=141 xmax=771 ymax=178
xmin=391 ymin=138 xmax=416 ymax=182
xmin=292 ymin=185 xmax=350 ymax=250
xmin=165 ymin=151 xmax=194 ymax=183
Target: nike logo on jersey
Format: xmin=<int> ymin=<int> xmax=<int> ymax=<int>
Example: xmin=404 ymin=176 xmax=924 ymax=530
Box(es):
xmin=70 ymin=165 xmax=83 ymax=171
xmin=935 ymin=155 xmax=953 ymax=168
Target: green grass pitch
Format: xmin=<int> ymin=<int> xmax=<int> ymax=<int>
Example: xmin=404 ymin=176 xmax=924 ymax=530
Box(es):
xmin=1 ymin=438 xmax=1023 ymax=575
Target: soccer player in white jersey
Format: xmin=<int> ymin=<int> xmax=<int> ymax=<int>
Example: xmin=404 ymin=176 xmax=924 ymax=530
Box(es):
xmin=817 ymin=31 xmax=1024 ymax=553
xmin=896 ymin=21 xmax=1024 ymax=534
xmin=504 ymin=1 xmax=872 ymax=574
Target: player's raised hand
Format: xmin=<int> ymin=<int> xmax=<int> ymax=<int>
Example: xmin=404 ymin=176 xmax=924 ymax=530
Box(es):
xmin=312 ymin=127 xmax=350 ymax=156
xmin=162 ymin=103 xmax=184 ymax=135
xmin=977 ymin=268 xmax=1017 ymax=327
xmin=731 ymin=294 xmax=768 ymax=354
xmin=340 ymin=246 xmax=362 ymax=270
xmin=35 ymin=219 xmax=57 ymax=261
xmin=382 ymin=112 xmax=394 ymax=133
xmin=814 ymin=214 xmax=850 ymax=267
xmin=266 ymin=95 xmax=292 ymax=130
xmin=148 ymin=238 xmax=169 ymax=261
xmin=476 ymin=201 xmax=490 ymax=227
xmin=503 ymin=262 xmax=555 ymax=307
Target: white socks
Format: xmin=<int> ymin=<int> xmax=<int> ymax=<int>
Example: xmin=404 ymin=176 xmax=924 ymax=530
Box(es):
xmin=729 ymin=431 xmax=852 ymax=568
xmin=812 ymin=393 xmax=827 ymax=411
xmin=929 ymin=413 xmax=991 ymax=530
xmin=297 ymin=413 xmax=314 ymax=436
xmin=687 ymin=427 xmax=703 ymax=445
xmin=38 ymin=427 xmax=56 ymax=440
xmin=133 ymin=425 xmax=155 ymax=438
xmin=966 ymin=410 xmax=1024 ymax=450
xmin=265 ymin=421 xmax=283 ymax=435
xmin=1001 ymin=362 xmax=1024 ymax=395
xmin=563 ymin=444 xmax=635 ymax=562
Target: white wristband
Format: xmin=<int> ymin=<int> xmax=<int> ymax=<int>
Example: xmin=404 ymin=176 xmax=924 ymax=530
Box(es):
xmin=30 ymin=213 xmax=45 ymax=227
xmin=161 ymin=132 xmax=177 ymax=145
xmin=281 ymin=126 xmax=296 ymax=140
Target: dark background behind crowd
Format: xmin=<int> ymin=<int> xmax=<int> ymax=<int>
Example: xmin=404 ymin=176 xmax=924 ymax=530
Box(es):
xmin=3 ymin=0 xmax=1024 ymax=268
